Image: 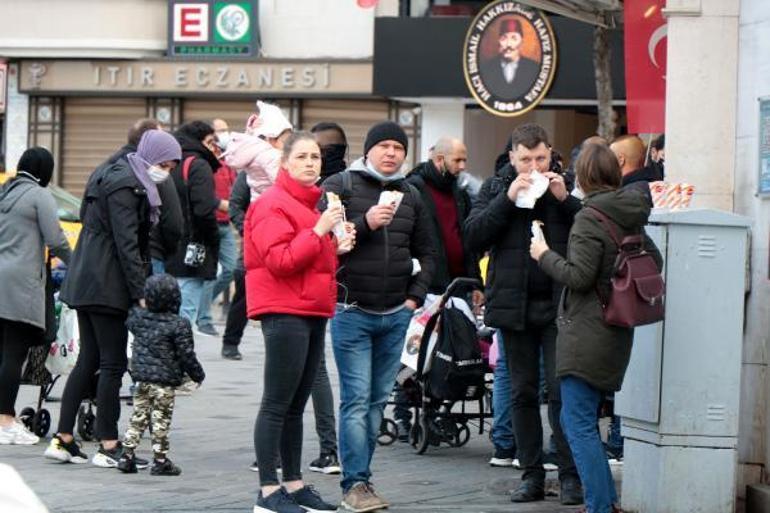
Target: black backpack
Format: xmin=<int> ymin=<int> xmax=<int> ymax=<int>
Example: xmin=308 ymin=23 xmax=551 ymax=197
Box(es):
xmin=417 ymin=300 xmax=486 ymax=401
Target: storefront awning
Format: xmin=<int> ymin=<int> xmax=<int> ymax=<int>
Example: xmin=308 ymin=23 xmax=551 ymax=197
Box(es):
xmin=517 ymin=0 xmax=622 ymax=27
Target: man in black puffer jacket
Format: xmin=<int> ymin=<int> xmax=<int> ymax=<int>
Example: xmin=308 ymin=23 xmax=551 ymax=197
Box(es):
xmin=465 ymin=124 xmax=583 ymax=505
xmin=321 ymin=121 xmax=437 ymax=511
xmin=119 ymin=274 xmax=205 ymax=476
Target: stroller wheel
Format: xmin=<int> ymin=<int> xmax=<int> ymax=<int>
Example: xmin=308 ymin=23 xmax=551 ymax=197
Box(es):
xmin=377 ymin=419 xmax=398 ymax=446
xmin=77 ymin=404 xmax=96 ymax=441
xmin=412 ymin=416 xmax=430 ymax=455
xmin=19 ymin=407 xmax=36 ymax=430
xmin=32 ymin=409 xmax=51 ymax=437
xmin=454 ymin=423 xmax=471 ymax=447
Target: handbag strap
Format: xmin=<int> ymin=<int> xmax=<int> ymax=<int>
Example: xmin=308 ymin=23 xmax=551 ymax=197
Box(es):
xmin=181 ymin=156 xmax=197 ymax=242
xmin=415 ymin=311 xmax=440 ymax=379
xmin=587 ymin=206 xmax=622 ymax=247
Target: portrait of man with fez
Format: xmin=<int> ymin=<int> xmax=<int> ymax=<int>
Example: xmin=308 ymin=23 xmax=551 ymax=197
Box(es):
xmin=479 ymin=17 xmax=541 ymax=101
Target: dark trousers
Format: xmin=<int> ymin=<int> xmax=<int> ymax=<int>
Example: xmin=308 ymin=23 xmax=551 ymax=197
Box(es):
xmin=312 ymin=351 xmax=338 ymax=455
xmin=57 ymin=310 xmax=128 ymax=441
xmin=255 ymin=314 xmax=326 ymax=486
xmin=0 ymin=319 xmax=40 ymax=416
xmin=222 ymin=268 xmax=247 ymax=347
xmin=501 ymin=323 xmax=578 ymax=482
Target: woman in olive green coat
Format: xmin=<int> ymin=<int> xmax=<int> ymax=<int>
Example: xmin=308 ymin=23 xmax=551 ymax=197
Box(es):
xmin=529 ymin=143 xmax=662 ymax=513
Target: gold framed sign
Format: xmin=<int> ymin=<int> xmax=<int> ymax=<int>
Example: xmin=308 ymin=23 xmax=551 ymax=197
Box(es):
xmin=463 ymin=1 xmax=557 ymax=117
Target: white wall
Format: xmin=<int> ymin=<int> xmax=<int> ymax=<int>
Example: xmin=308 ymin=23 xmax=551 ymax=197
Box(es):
xmin=734 ymin=0 xmax=770 ymax=496
xmin=419 ymin=102 xmax=466 ymax=163
xmin=259 ymin=0 xmax=376 ymax=58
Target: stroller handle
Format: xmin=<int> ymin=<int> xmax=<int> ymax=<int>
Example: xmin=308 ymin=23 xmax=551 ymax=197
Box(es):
xmin=438 ymin=277 xmax=482 ymax=307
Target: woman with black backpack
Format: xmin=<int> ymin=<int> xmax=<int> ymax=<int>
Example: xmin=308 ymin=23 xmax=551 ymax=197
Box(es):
xmin=529 ymin=143 xmax=662 ymax=513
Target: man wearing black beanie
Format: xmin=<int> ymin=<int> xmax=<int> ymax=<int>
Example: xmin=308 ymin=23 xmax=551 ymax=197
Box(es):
xmin=321 ymin=121 xmax=436 ymax=512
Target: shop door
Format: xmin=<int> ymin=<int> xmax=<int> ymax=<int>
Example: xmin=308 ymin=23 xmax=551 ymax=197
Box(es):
xmin=62 ymin=97 xmax=146 ymax=196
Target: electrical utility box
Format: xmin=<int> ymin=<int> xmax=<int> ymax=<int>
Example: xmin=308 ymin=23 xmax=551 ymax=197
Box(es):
xmin=616 ymin=209 xmax=751 ymax=513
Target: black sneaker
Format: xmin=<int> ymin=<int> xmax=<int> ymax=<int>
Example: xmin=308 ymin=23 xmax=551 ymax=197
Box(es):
xmin=308 ymin=453 xmax=341 ymax=474
xmin=151 ymin=458 xmax=182 ymax=476
xmin=222 ymin=345 xmax=243 ymax=360
xmin=254 ymin=487 xmax=304 ymax=513
xmin=92 ymin=442 xmax=149 ymax=469
xmin=44 ymin=435 xmax=89 ymax=464
xmin=289 ymin=485 xmax=337 ymax=512
xmin=396 ymin=421 xmax=411 ymax=443
xmin=118 ymin=453 xmax=137 ymax=474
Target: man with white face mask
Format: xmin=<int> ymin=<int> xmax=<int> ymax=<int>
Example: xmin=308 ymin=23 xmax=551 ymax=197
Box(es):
xmin=105 ymin=118 xmax=183 ymax=276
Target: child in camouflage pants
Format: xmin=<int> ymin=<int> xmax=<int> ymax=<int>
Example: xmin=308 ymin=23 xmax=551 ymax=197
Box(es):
xmin=117 ymin=274 xmax=205 ymax=476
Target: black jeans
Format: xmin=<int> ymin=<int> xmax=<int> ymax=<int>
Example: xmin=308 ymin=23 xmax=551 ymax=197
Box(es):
xmin=255 ymin=314 xmax=326 ymax=486
xmin=57 ymin=310 xmax=128 ymax=441
xmin=0 ymin=319 xmax=40 ymax=416
xmin=501 ymin=322 xmax=578 ymax=482
xmin=312 ymin=351 xmax=338 ymax=455
xmin=223 ymin=268 xmax=247 ymax=347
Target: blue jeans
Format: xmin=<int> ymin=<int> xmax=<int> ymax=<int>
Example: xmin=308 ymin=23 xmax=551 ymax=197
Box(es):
xmin=560 ymin=376 xmax=618 ymax=513
xmin=177 ymin=277 xmax=206 ymax=325
xmin=492 ymin=339 xmax=515 ymax=452
xmin=332 ymin=306 xmax=412 ymax=492
xmin=197 ymin=224 xmax=237 ymax=327
xmin=151 ymin=258 xmax=165 ymax=276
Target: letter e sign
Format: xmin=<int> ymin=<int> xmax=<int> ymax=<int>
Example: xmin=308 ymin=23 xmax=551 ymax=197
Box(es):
xmin=174 ymin=3 xmax=209 ymax=42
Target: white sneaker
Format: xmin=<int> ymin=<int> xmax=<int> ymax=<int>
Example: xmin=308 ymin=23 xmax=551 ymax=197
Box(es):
xmin=513 ymin=458 xmax=521 ymax=469
xmin=0 ymin=421 xmax=39 ymax=445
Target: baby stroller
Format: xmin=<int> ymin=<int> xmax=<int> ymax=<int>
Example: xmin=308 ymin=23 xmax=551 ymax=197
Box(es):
xmin=407 ymin=278 xmax=493 ymax=454
xmin=18 ymin=345 xmax=59 ymax=437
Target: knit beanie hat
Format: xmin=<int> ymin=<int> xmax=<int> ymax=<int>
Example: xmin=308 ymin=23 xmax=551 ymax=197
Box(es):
xmin=364 ymin=121 xmax=408 ymax=156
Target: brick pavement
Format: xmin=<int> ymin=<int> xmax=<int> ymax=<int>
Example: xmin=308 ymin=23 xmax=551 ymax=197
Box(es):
xmin=5 ymin=318 xmax=620 ymax=513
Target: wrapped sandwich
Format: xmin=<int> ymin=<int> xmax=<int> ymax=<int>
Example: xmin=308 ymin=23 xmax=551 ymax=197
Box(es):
xmin=326 ymin=192 xmax=348 ymax=241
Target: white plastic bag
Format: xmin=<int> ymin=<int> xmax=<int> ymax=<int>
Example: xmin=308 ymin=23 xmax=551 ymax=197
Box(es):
xmin=400 ymin=294 xmax=440 ymax=371
xmin=45 ymin=304 xmax=79 ymax=376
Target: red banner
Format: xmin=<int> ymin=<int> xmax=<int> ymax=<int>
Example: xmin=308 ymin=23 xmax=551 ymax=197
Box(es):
xmin=624 ymin=0 xmax=667 ymax=133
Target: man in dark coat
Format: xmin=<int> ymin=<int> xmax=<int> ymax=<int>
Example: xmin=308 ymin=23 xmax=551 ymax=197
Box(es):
xmin=407 ymin=136 xmax=482 ymax=294
xmin=321 ymin=121 xmax=437 ymax=511
xmin=164 ymin=121 xmax=221 ymax=327
xmin=464 ymin=124 xmax=583 ymax=505
xmin=611 ymin=134 xmax=663 ymax=187
xmin=479 ymin=17 xmax=541 ymax=101
xmin=105 ymin=118 xmax=183 ymax=275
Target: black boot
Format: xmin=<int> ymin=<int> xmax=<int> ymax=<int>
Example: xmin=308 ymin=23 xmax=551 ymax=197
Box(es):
xmin=511 ymin=477 xmax=545 ymax=502
xmin=560 ymin=475 xmax=584 ymax=505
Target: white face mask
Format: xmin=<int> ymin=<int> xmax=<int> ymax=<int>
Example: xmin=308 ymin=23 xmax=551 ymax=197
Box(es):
xmin=147 ymin=166 xmax=170 ymax=184
xmin=216 ymin=131 xmax=231 ymax=151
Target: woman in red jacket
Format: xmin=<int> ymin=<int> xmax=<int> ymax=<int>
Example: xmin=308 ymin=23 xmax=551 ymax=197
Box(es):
xmin=245 ymin=131 xmax=353 ymax=513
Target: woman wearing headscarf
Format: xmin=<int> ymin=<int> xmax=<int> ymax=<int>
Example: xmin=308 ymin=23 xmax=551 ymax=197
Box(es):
xmin=45 ymin=130 xmax=182 ymax=468
xmin=0 ymin=148 xmax=71 ymax=445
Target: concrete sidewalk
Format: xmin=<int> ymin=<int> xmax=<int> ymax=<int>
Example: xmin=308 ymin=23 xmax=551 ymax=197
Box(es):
xmin=5 ymin=319 xmax=619 ymax=513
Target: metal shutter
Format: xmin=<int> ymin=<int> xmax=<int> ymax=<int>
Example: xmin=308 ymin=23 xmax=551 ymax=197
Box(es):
xmin=182 ymin=99 xmax=290 ymax=133
xmin=62 ymin=97 xmax=146 ymax=196
xmin=300 ymin=100 xmax=390 ymax=161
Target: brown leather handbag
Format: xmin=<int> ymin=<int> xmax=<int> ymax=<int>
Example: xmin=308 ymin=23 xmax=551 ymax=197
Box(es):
xmin=588 ymin=207 xmax=665 ymax=328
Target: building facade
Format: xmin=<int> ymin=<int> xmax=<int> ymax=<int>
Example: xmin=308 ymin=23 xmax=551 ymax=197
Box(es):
xmin=0 ymin=0 xmax=421 ymax=195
